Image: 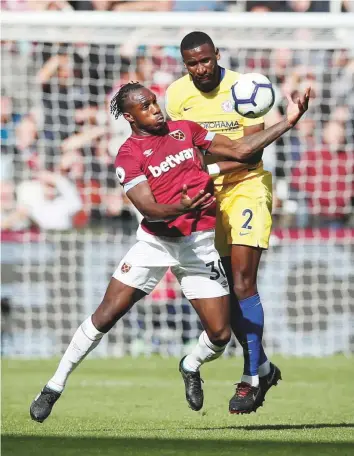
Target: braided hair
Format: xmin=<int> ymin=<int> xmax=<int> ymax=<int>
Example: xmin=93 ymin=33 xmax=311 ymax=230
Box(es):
xmin=110 ymin=82 xmax=144 ymax=120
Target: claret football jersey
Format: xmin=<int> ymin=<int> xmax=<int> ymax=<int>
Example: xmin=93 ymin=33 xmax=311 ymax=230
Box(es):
xmin=115 ymin=120 xmax=216 ymax=237
xmin=165 ymin=68 xmax=264 ymax=189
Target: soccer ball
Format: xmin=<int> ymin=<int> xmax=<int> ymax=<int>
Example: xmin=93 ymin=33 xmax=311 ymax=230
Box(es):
xmin=231 ymin=73 xmax=275 ymax=119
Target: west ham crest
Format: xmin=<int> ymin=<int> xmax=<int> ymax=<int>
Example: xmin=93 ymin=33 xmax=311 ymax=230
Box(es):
xmin=121 ymin=262 xmax=132 ymax=273
xmin=169 ymin=130 xmax=185 ymax=141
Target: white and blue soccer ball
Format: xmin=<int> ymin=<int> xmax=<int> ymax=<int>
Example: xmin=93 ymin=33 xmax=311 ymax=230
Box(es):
xmin=231 ymin=73 xmax=275 ymax=119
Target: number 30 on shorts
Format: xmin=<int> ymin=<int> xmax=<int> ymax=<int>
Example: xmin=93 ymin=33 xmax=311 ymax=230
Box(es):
xmin=206 ymin=260 xmax=226 ymax=281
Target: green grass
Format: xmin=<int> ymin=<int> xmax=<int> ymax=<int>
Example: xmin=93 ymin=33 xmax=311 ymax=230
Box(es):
xmin=2 ymin=356 xmax=354 ymax=456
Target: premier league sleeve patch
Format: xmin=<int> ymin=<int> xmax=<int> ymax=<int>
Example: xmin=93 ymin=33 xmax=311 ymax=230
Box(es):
xmin=115 ymin=167 xmax=126 ymax=184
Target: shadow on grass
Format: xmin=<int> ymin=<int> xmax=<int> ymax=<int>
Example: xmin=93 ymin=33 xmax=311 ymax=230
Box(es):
xmin=189 ymin=422 xmax=354 ymax=432
xmin=2 ymin=435 xmax=354 ymax=456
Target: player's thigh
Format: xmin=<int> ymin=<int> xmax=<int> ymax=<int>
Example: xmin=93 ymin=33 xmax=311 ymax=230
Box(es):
xmin=231 ymin=244 xmax=263 ymax=284
xmin=227 ymin=175 xmax=273 ymax=249
xmin=93 ymin=277 xmax=147 ymax=332
xmin=189 ymin=295 xmax=230 ymax=342
xmin=113 ymin=240 xmax=170 ymax=295
xmin=172 ymin=230 xmax=230 ymax=301
xmin=93 ymin=240 xmax=170 ymax=331
xmin=215 ymin=202 xmax=231 ymax=257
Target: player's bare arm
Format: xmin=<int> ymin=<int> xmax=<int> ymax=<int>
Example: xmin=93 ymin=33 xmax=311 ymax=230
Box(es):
xmin=207 ymin=88 xmax=310 ymax=162
xmin=126 ymin=181 xmax=215 ymax=221
xmin=207 ymin=160 xmax=259 ymax=177
xmin=207 ymin=123 xmax=264 ymax=176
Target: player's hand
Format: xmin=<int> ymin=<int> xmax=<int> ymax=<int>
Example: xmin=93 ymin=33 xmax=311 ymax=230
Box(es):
xmin=179 ymin=185 xmax=215 ymax=212
xmin=285 ymin=87 xmax=311 ymax=127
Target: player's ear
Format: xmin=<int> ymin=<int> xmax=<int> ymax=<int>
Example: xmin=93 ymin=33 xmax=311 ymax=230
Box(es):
xmin=123 ymin=112 xmax=134 ymax=124
xmin=215 ymin=48 xmax=220 ymax=61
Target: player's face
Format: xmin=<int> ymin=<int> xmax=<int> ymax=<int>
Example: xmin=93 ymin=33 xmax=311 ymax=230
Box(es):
xmin=182 ymin=44 xmax=220 ymax=93
xmin=125 ymin=88 xmax=166 ymax=134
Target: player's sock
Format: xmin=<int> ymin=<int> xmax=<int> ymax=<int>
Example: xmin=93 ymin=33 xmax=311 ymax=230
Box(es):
xmin=47 ymin=316 xmax=104 ymax=393
xmin=183 ymin=331 xmax=226 ymax=373
xmin=258 ymin=358 xmax=271 ymax=378
xmin=238 ymin=293 xmax=265 ymax=387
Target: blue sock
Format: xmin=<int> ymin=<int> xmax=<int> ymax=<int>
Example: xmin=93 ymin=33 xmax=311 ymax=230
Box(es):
xmin=259 ymin=343 xmax=268 ymax=367
xmin=237 ymin=293 xmax=267 ymax=377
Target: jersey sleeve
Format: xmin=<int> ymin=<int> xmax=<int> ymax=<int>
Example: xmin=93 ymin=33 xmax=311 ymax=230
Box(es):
xmin=165 ymin=84 xmax=183 ymax=120
xmin=243 ymin=116 xmax=264 ymax=127
xmin=114 ymin=145 xmax=146 ymax=193
xmin=185 ymin=120 xmax=215 ymax=151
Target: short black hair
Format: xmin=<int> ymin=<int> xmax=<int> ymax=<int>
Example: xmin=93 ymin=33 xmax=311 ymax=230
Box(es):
xmin=110 ymin=82 xmax=144 ymax=119
xmin=180 ymin=31 xmax=215 ymax=53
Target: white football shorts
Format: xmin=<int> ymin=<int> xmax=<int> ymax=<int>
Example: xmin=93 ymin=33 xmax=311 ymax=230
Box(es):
xmin=113 ymin=226 xmax=229 ymax=300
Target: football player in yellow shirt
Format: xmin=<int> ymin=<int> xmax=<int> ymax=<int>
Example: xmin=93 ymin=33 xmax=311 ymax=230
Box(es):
xmin=166 ymin=31 xmax=280 ymax=414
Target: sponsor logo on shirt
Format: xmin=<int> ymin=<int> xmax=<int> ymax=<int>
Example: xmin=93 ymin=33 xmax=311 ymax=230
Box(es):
xmin=199 ymin=120 xmax=239 ymax=131
xmin=143 ymin=149 xmax=153 ymax=157
xmin=148 ymin=148 xmax=194 ymax=177
xmin=116 ymin=167 xmax=126 ymax=183
xmin=169 ymin=130 xmax=186 ymax=141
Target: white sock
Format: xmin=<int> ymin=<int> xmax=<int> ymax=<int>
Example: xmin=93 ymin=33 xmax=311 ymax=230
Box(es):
xmin=259 ymin=359 xmax=271 ymax=378
xmin=47 ymin=317 xmax=104 ymax=393
xmin=240 ymin=374 xmax=259 ymax=387
xmin=183 ymin=331 xmax=226 ymax=373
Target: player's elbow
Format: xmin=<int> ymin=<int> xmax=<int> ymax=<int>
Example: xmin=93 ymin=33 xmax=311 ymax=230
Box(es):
xmin=139 ymin=206 xmax=163 ymax=222
xmin=233 ymin=142 xmax=253 ymax=162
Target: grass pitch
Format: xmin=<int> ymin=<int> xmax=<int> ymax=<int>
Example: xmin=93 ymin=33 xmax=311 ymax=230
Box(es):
xmin=2 ymin=356 xmax=354 ymax=456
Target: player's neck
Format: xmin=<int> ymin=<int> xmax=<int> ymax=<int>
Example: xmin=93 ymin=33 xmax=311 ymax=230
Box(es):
xmin=131 ymin=124 xmax=168 ymax=137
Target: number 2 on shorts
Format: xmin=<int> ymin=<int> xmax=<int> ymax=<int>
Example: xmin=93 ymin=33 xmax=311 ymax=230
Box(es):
xmin=241 ymin=209 xmax=253 ymax=230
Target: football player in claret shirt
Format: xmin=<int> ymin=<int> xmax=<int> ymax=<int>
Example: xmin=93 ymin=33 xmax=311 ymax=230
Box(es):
xmin=165 ymin=31 xmax=311 ymax=413
xmin=30 ymin=82 xmax=309 ymax=422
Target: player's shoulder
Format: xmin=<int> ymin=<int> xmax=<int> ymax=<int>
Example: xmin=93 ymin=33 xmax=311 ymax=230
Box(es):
xmin=115 ymin=137 xmax=141 ymax=164
xmin=223 ymin=68 xmax=241 ymax=85
xmin=166 ymin=75 xmax=196 ymax=105
xmin=166 ymin=74 xmax=192 ymax=94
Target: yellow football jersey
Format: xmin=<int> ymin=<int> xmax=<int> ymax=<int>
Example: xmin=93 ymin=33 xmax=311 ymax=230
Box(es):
xmin=165 ymin=68 xmax=264 ymax=191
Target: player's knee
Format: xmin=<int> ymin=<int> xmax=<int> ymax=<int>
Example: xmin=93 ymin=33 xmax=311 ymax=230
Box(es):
xmin=208 ymin=325 xmax=231 ymax=347
xmin=93 ymin=296 xmax=123 ymax=332
xmin=233 ymin=271 xmax=257 ymax=299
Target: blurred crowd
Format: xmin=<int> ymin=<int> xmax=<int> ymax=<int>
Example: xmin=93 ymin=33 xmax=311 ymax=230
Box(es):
xmin=1 ymin=5 xmax=353 ymax=233
xmin=2 ymin=0 xmax=354 ymax=13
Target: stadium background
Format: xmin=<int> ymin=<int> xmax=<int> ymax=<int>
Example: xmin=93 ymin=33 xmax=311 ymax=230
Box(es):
xmin=1 ymin=1 xmax=353 ymax=360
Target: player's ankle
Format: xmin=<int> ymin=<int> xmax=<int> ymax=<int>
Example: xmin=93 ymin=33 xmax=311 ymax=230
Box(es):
xmin=46 ymin=380 xmax=65 ymax=394
xmin=240 ymin=374 xmax=259 ymax=387
xmin=182 ymin=356 xmax=199 ymax=373
xmin=259 ymin=359 xmax=271 ymax=377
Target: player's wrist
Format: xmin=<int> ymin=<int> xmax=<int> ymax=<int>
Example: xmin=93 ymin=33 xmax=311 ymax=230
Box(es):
xmin=285 ymin=116 xmax=297 ymax=128
xmin=207 ymin=163 xmax=221 ymax=177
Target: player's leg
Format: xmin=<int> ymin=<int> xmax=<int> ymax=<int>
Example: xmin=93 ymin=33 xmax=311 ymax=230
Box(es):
xmin=183 ymin=295 xmax=231 ymax=371
xmin=174 ymin=230 xmax=231 ymax=411
xmin=30 ymin=277 xmax=146 ymax=423
xmin=30 ymin=234 xmax=169 ymax=422
xmin=225 ymin=174 xmax=281 ymax=413
xmin=179 ymin=294 xmax=231 ymax=411
xmin=216 ymin=196 xmax=270 ymax=411
xmin=215 ymin=202 xmax=265 ymax=376
xmin=228 ymin=244 xmax=267 ymax=413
